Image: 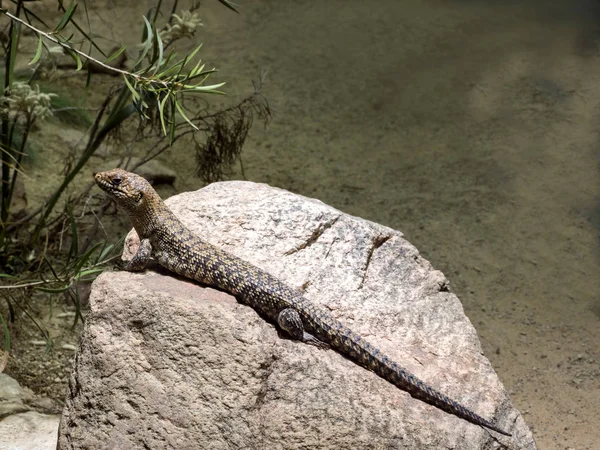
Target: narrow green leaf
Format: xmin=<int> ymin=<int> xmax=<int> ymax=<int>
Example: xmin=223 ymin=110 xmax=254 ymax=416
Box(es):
xmin=141 ymin=8 xmax=152 ymax=41
xmin=4 ymin=298 xmax=15 ymax=323
xmin=105 ymin=44 xmax=127 ymax=63
xmin=97 ymin=243 xmax=115 ymax=263
xmin=83 ymin=0 xmax=92 ymax=31
xmin=44 ymin=337 xmax=53 ymax=355
xmin=85 ymin=63 xmax=92 ymax=88
xmin=217 ymin=0 xmax=240 ymax=13
xmin=53 ymin=0 xmax=107 ymax=58
xmin=155 ymin=54 xmax=185 ymax=79
xmin=174 ymin=100 xmax=198 ymax=130
xmin=172 ymin=54 xmax=190 ymax=84
xmin=186 ymin=68 xmax=219 ymax=83
xmin=133 ymin=16 xmax=154 ymax=69
xmin=185 ymin=44 xmax=203 ymax=67
xmin=168 ymin=101 xmax=176 ymax=144
xmin=65 ymin=48 xmax=83 ymax=71
xmin=158 ymin=95 xmax=169 ymax=136
xmin=30 ymin=36 xmax=44 ymax=66
xmin=7 ymin=22 xmax=20 ymax=87
xmin=139 ymin=97 xmax=149 ymax=111
xmin=185 ymin=82 xmax=226 ymax=93
xmin=43 ymin=256 xmax=60 ymax=281
xmin=54 ymin=0 xmax=78 ymax=33
xmin=149 ymin=21 xmax=159 ymax=69
xmin=75 ymin=268 xmax=104 ymax=278
xmin=159 ymin=49 xmax=176 ymax=74
xmin=69 ymin=287 xmax=82 ymax=329
xmin=82 ymin=0 xmax=94 ymax=61
xmin=67 ymin=203 xmax=78 ymax=261
xmin=123 ymin=76 xmax=140 ymax=101
xmin=12 ymin=300 xmax=49 ymax=343
xmin=22 ymin=5 xmax=51 ymax=30
xmin=80 ymin=242 xmax=103 ymax=263
xmin=189 ymin=61 xmax=206 ymax=78
xmin=37 ymin=286 xmax=70 ymax=294
xmin=69 ymin=243 xmax=103 ymax=275
xmin=0 ymin=314 xmax=10 ymax=355
xmin=49 ymin=291 xmax=54 ymax=320
xmin=79 ymin=242 xmax=102 ymax=266
xmin=0 ymin=274 xmax=16 ymax=279
xmin=153 ymin=31 xmax=164 ymax=75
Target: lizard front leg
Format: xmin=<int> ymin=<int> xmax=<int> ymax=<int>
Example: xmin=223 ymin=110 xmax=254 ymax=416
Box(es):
xmin=277 ymin=308 xmax=329 ymax=349
xmin=122 ymin=238 xmax=153 ymax=272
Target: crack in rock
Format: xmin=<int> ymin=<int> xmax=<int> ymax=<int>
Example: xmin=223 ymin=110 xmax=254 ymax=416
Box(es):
xmin=358 ymin=234 xmax=393 ymax=289
xmin=284 ymin=216 xmax=340 ymax=256
xmin=250 ymin=354 xmax=278 ymax=412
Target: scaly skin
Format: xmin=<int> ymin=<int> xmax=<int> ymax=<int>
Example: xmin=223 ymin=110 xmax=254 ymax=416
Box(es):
xmin=95 ymin=168 xmax=511 ymax=437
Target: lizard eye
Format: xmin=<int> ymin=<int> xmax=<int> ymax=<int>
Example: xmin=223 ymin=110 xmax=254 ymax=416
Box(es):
xmin=136 ymin=192 xmax=143 ymax=202
xmin=112 ymin=175 xmax=122 ymax=186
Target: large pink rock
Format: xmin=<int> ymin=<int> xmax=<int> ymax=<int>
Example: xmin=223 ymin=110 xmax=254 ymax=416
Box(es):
xmin=58 ymin=181 xmax=535 ymax=449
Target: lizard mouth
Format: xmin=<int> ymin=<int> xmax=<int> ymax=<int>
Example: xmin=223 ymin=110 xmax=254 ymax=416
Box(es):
xmin=94 ymin=174 xmax=126 ymax=198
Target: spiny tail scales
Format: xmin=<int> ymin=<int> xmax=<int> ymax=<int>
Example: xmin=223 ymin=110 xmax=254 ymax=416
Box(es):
xmin=298 ymin=299 xmax=511 ymax=436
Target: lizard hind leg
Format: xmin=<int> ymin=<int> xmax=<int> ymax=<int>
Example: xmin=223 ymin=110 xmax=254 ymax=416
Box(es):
xmin=277 ymin=308 xmax=329 ymax=349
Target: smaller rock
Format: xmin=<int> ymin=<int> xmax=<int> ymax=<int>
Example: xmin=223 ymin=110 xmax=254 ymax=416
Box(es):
xmin=29 ymin=397 xmax=57 ymax=412
xmin=0 ymin=374 xmax=60 ymax=449
xmin=0 ymin=411 xmax=60 ymax=450
xmin=60 ymin=344 xmax=77 ymax=351
xmin=0 ymin=374 xmax=22 ymax=401
xmin=0 ymin=401 xmax=30 ymax=419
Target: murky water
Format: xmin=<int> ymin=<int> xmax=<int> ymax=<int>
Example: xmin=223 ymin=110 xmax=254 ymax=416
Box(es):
xmin=177 ymin=1 xmax=599 ymax=447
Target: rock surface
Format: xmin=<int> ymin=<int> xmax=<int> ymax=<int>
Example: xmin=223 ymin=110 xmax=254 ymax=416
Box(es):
xmin=58 ymin=181 xmax=536 ymax=449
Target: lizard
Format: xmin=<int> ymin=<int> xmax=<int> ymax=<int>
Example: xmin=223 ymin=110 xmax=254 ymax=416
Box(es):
xmin=94 ymin=168 xmax=512 ymax=437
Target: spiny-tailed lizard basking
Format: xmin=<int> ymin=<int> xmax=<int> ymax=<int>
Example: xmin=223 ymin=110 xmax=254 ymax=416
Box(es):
xmin=95 ymin=168 xmax=511 ymax=437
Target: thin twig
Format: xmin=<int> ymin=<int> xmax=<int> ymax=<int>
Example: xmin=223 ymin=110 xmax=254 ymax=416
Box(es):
xmin=0 ymin=280 xmax=50 ymax=289
xmin=53 ymin=106 xmax=101 ymax=112
xmin=0 ymin=9 xmax=171 ymax=89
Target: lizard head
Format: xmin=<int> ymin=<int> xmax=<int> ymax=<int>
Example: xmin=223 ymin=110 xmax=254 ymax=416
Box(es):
xmin=94 ymin=169 xmax=159 ymax=213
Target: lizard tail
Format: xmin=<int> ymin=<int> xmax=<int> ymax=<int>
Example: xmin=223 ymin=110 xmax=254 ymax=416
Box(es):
xmin=309 ymin=311 xmax=512 ymax=437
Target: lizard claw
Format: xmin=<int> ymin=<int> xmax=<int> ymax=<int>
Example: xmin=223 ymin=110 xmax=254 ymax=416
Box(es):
xmin=303 ymin=332 xmax=330 ymax=350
